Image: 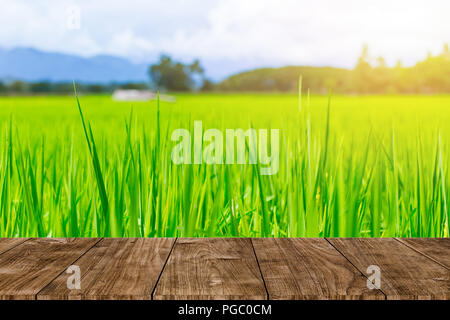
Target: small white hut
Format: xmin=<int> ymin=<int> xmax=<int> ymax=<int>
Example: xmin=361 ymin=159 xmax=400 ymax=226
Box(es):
xmin=112 ymin=89 xmax=176 ymax=102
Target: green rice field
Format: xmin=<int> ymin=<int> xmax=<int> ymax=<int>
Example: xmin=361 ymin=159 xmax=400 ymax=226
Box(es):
xmin=0 ymin=93 xmax=449 ymax=237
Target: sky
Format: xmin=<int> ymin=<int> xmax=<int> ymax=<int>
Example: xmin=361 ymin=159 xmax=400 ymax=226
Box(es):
xmin=0 ymin=0 xmax=449 ymax=77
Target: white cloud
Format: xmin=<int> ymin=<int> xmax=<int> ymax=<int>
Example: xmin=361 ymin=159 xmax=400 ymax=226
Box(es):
xmin=162 ymin=0 xmax=449 ymax=67
xmin=0 ymin=0 xmax=448 ymax=71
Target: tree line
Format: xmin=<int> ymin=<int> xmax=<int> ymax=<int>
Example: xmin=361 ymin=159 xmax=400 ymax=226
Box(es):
xmin=0 ymin=81 xmax=149 ymax=95
xmin=1 ymin=44 xmax=449 ymax=94
xmin=216 ymin=44 xmax=450 ymax=94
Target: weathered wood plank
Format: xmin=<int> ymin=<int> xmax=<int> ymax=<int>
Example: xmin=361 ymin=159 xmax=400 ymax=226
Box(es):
xmin=153 ymin=238 xmax=267 ymax=300
xmin=396 ymin=238 xmax=450 ymax=269
xmin=328 ymin=238 xmax=450 ymax=300
xmin=253 ymin=238 xmax=384 ymax=300
xmin=0 ymin=238 xmax=29 ymax=255
xmin=0 ymin=238 xmax=99 ymax=300
xmin=38 ymin=238 xmax=175 ymax=300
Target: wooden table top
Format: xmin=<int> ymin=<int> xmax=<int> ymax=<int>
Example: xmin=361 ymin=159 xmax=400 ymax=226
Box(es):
xmin=0 ymin=238 xmax=448 ymax=300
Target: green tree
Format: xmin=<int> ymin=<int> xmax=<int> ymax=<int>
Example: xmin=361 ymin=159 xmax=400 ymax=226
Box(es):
xmin=443 ymin=43 xmax=450 ymax=58
xmin=29 ymin=81 xmax=52 ymax=93
xmin=149 ymin=55 xmax=204 ymax=91
xmin=9 ymin=81 xmax=28 ymax=93
xmin=372 ymin=56 xmax=392 ymax=93
xmin=353 ymin=44 xmax=373 ymax=93
xmin=413 ymin=54 xmax=450 ymax=93
xmin=86 ymin=84 xmax=107 ymax=93
xmin=53 ymin=82 xmax=74 ymax=94
xmin=120 ymin=82 xmax=149 ymax=90
xmin=200 ymin=79 xmax=215 ymax=91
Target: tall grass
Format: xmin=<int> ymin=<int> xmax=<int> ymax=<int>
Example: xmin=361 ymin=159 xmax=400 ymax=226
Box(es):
xmin=0 ymin=91 xmax=448 ymax=237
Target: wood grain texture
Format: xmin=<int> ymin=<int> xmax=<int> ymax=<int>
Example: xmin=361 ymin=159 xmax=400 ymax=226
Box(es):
xmin=396 ymin=238 xmax=450 ymax=269
xmin=38 ymin=238 xmax=175 ymax=300
xmin=0 ymin=238 xmax=448 ymax=300
xmin=0 ymin=238 xmax=99 ymax=300
xmin=0 ymin=238 xmax=29 ymax=255
xmin=328 ymin=238 xmax=450 ymax=300
xmin=153 ymin=238 xmax=267 ymax=300
xmin=253 ymin=238 xmax=384 ymax=300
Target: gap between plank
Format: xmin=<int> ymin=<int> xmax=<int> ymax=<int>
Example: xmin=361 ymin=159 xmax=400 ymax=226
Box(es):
xmin=35 ymin=238 xmax=103 ymax=300
xmin=394 ymin=238 xmax=449 ymax=271
xmin=151 ymin=238 xmax=177 ymax=300
xmin=0 ymin=238 xmax=31 ymax=257
xmin=325 ymin=238 xmax=387 ymax=299
xmin=250 ymin=238 xmax=269 ymax=300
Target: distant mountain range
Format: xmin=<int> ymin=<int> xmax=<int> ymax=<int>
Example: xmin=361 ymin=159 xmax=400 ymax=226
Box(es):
xmin=0 ymin=47 xmax=279 ymax=83
xmin=0 ymin=47 xmax=267 ymax=84
xmin=0 ymin=47 xmax=149 ymax=83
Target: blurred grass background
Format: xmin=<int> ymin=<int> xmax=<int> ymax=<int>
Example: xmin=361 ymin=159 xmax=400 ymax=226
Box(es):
xmin=0 ymin=93 xmax=449 ymax=237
